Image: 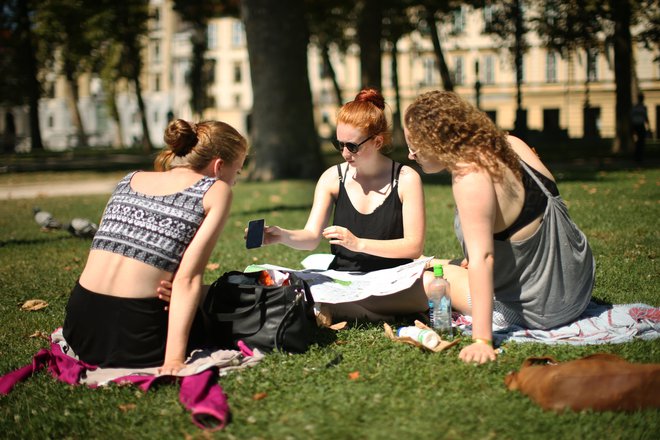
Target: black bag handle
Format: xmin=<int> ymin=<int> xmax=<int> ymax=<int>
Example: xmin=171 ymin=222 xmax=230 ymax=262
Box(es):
xmin=274 ymin=286 xmax=306 ymax=350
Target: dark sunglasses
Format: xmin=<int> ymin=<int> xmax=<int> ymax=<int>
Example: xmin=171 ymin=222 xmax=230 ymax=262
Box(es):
xmin=332 ymin=134 xmax=375 ymax=154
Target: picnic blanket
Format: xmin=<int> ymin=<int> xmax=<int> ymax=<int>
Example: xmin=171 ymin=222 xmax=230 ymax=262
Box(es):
xmin=455 ymin=301 xmax=660 ymax=346
xmin=0 ymin=329 xmax=264 ymax=431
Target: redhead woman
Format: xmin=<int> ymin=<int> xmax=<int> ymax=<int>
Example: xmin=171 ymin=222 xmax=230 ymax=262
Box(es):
xmin=404 ymin=91 xmax=594 ymax=364
xmin=264 ymin=88 xmax=430 ymax=321
xmin=63 ymin=119 xmax=247 ymax=375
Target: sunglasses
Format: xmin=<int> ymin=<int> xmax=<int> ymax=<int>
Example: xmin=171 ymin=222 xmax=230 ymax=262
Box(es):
xmin=332 ymin=134 xmax=375 ymax=154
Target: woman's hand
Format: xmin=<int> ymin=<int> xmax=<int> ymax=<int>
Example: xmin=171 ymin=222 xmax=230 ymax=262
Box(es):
xmin=262 ymin=225 xmax=284 ymax=245
xmin=157 ymin=280 xmax=172 ymax=308
xmin=322 ymin=226 xmax=359 ymax=251
xmin=459 ymin=341 xmax=497 ymax=364
xmin=159 ymin=359 xmax=186 ymax=376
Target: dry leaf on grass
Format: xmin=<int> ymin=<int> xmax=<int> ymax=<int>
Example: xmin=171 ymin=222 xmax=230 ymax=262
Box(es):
xmin=252 ymin=392 xmax=268 ymax=400
xmin=29 ymin=331 xmax=50 ymax=340
xmin=118 ymin=403 xmax=136 ymax=412
xmin=206 ymin=263 xmax=220 ymax=270
xmin=21 ymin=299 xmax=48 ymax=311
xmin=348 ymin=371 xmax=360 ymax=380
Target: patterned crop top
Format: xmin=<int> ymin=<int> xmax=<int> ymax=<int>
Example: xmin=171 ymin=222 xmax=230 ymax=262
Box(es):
xmin=91 ymin=171 xmax=217 ymax=272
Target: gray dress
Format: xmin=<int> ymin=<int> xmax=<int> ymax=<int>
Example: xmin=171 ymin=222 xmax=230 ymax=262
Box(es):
xmin=454 ymin=161 xmax=595 ymax=329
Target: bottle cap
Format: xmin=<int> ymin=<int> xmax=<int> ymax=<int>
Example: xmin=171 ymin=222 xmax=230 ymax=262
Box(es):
xmin=433 ymin=264 xmax=444 ymax=277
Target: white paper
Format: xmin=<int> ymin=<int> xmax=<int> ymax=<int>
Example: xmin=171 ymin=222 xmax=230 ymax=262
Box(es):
xmin=246 ymin=257 xmax=432 ymax=304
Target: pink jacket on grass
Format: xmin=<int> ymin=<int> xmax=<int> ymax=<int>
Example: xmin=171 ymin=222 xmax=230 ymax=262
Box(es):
xmin=0 ymin=335 xmax=261 ymax=431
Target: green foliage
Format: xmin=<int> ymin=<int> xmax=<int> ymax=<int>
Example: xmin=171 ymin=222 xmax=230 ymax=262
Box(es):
xmin=0 ymin=168 xmax=659 ymax=438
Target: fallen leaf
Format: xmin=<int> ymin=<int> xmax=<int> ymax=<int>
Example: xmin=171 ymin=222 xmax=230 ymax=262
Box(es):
xmin=348 ymin=371 xmax=360 ymax=380
xmin=252 ymin=392 xmax=268 ymax=401
xmin=118 ymin=403 xmax=136 ymax=412
xmin=63 ymin=266 xmax=72 ymax=271
xmin=206 ymin=263 xmax=220 ymax=270
xmin=28 ymin=331 xmax=50 ymax=340
xmin=21 ymin=299 xmax=48 ymax=311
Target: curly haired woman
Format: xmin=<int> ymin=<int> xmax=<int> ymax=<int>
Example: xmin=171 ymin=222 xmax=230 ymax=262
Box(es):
xmin=404 ymin=91 xmax=594 ymax=364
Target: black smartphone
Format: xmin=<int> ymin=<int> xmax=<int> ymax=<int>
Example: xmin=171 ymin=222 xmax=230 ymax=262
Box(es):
xmin=246 ymin=218 xmax=265 ymax=249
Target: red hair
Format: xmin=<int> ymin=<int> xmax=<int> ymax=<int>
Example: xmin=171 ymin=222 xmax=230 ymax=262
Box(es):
xmin=337 ymin=88 xmax=392 ymax=150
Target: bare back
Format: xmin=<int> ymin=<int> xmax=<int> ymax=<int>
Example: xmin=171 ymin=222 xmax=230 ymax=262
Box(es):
xmin=79 ymin=170 xmax=217 ymax=299
xmin=492 ymin=136 xmax=556 ymax=242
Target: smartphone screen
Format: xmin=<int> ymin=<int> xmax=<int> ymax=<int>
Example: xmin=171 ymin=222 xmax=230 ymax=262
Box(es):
xmin=246 ymin=218 xmax=265 ymax=249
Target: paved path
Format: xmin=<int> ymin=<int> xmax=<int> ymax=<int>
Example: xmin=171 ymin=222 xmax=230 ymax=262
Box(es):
xmin=0 ymin=178 xmax=119 ymax=200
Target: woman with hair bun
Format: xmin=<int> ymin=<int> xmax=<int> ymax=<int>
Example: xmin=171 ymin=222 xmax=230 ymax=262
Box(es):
xmin=63 ymin=119 xmax=248 ymax=375
xmin=263 ymin=88 xmax=430 ymax=321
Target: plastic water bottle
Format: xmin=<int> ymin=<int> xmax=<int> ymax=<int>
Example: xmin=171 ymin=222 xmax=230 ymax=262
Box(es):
xmin=428 ymin=264 xmax=452 ymax=337
xmin=397 ymin=326 xmax=441 ymax=349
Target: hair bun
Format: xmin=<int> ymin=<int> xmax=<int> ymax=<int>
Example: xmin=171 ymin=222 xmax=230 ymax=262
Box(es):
xmin=355 ymin=88 xmax=385 ymax=111
xmin=164 ymin=119 xmax=198 ymax=156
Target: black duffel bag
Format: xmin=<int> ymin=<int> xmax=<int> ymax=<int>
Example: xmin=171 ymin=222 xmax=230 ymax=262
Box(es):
xmin=201 ymin=270 xmax=316 ymax=353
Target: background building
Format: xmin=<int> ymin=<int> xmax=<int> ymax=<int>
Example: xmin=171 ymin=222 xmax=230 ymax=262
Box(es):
xmin=5 ymin=0 xmax=658 ymax=151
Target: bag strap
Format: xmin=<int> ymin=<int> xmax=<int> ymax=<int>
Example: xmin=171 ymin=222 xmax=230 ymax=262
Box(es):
xmin=274 ymin=286 xmax=305 ymax=351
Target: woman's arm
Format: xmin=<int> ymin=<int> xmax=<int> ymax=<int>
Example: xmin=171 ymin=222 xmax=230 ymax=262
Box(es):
xmin=160 ymin=181 xmax=233 ymax=374
xmin=263 ymin=167 xmax=337 ymax=250
xmin=452 ymin=169 xmax=497 ymax=364
xmin=322 ymin=165 xmax=425 ymax=259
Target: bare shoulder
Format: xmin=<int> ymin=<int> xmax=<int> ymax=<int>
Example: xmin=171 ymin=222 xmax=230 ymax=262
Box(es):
xmin=203 ymin=179 xmax=233 ymax=211
xmin=316 ymin=164 xmax=342 ymax=192
xmin=506 ymin=135 xmax=555 ymax=181
xmin=397 ymin=163 xmax=422 ymax=186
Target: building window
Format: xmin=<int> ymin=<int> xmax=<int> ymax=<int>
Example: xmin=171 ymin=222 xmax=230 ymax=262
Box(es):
xmin=231 ymin=20 xmax=245 ymax=47
xmin=208 ymin=23 xmax=217 ymax=50
xmin=452 ymin=6 xmax=466 ymax=34
xmin=234 ymin=94 xmax=241 ymax=106
xmin=482 ymin=5 xmax=494 ymax=31
xmin=484 ymin=55 xmax=495 ymax=84
xmin=152 ymin=7 xmax=161 ymax=30
xmin=153 ymin=41 xmax=161 ymax=64
xmin=546 ymin=52 xmax=557 ymax=83
xmin=233 ymin=62 xmax=242 ymax=83
xmin=48 ymin=114 xmax=54 ymax=128
xmin=453 ymin=56 xmax=464 ymax=85
xmin=422 ymin=56 xmax=437 ymax=86
xmin=154 ymin=74 xmax=161 ymax=92
xmin=587 ymin=49 xmax=598 ymax=82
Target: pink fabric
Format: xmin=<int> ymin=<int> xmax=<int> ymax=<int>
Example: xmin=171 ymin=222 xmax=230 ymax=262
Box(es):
xmin=0 ymin=342 xmax=230 ymax=431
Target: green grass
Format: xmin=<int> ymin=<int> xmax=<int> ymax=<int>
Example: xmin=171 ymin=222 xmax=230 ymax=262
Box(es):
xmin=1 ymin=167 xmax=659 ymax=439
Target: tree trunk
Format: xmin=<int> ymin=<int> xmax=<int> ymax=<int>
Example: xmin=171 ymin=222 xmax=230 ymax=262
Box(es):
xmin=610 ymin=0 xmax=632 ymax=154
xmin=513 ymin=0 xmax=527 ymax=136
xmin=64 ymin=68 xmax=88 ymax=148
xmin=190 ymin=27 xmax=207 ymax=119
xmin=242 ymin=0 xmax=323 ymax=180
xmin=133 ymin=74 xmax=153 ymax=154
xmin=17 ymin=0 xmax=43 ymax=150
xmin=357 ymin=0 xmax=382 ymax=90
xmin=107 ymin=86 xmax=124 ymax=148
xmin=390 ymin=37 xmax=404 ymax=147
xmin=425 ymin=6 xmax=453 ymax=92
xmin=321 ymin=42 xmax=343 ymax=105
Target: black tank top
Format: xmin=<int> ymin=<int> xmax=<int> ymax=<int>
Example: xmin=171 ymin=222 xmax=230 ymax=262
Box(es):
xmin=329 ymin=161 xmax=413 ymax=272
xmin=494 ymin=160 xmax=559 ymax=241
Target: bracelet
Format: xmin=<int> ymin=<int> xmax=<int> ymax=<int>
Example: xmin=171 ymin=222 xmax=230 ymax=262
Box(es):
xmin=472 ymin=338 xmax=493 ymax=347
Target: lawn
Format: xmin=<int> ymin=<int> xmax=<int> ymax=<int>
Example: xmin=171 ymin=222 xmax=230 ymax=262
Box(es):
xmin=0 ymin=166 xmax=658 ymax=439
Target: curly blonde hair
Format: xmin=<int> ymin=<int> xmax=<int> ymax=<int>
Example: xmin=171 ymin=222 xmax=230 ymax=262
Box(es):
xmin=404 ymin=91 xmax=520 ymax=180
xmin=154 ymin=119 xmax=247 ymax=172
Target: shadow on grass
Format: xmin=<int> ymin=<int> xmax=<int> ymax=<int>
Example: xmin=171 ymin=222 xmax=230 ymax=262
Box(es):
xmin=0 ymin=234 xmax=78 ymax=248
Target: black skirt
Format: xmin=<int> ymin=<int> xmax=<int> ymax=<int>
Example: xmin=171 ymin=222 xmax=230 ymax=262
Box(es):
xmin=63 ymin=281 xmax=169 ymax=368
